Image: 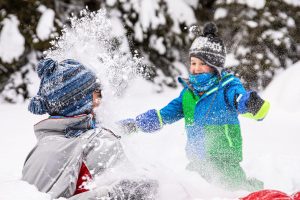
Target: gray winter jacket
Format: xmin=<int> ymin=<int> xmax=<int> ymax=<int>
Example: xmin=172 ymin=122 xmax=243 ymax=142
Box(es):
xmin=22 ymin=114 xmax=126 ymax=199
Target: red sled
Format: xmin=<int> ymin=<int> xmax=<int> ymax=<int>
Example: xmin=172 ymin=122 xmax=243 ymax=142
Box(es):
xmin=240 ymin=189 xmax=300 ymax=200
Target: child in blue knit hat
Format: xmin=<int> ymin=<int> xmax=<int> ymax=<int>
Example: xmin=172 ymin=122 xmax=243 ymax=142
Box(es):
xmin=23 ymin=58 xmax=157 ymax=199
xmin=120 ymin=23 xmax=270 ymax=192
xmin=28 ymin=58 xmax=101 ymax=117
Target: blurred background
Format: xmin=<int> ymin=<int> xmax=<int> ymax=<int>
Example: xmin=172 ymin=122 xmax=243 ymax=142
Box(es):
xmin=1 ymin=2 xmax=300 ymax=199
xmin=0 ymin=0 xmax=299 ymax=103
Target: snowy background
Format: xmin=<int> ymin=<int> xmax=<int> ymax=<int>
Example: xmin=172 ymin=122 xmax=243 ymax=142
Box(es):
xmin=1 ymin=61 xmax=300 ymax=200
xmin=0 ymin=0 xmax=300 ymax=199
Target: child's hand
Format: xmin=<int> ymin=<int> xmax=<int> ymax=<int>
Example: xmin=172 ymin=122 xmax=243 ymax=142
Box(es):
xmin=246 ymin=91 xmax=264 ymax=115
xmin=117 ymin=109 xmax=163 ymax=134
xmin=117 ymin=118 xmax=137 ymax=134
xmin=237 ymin=91 xmax=270 ymax=120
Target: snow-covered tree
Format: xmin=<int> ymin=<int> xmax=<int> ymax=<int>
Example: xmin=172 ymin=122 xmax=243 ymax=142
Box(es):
xmin=215 ymin=0 xmax=300 ymax=90
xmin=0 ymin=0 xmax=299 ymax=102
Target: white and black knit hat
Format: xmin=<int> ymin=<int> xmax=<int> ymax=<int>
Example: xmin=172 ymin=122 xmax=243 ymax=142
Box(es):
xmin=189 ymin=22 xmax=226 ymax=74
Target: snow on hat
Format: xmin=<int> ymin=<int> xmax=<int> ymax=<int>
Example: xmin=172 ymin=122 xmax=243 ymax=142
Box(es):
xmin=189 ymin=22 xmax=226 ymax=74
xmin=28 ymin=58 xmax=101 ymax=116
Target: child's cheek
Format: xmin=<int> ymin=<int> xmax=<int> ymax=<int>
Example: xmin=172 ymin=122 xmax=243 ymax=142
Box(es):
xmin=195 ymin=67 xmax=203 ymax=73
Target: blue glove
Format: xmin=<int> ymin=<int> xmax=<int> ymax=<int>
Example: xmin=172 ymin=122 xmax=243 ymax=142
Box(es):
xmin=237 ymin=91 xmax=263 ymax=114
xmin=237 ymin=91 xmax=270 ymax=120
xmin=136 ymin=109 xmax=162 ymax=133
xmin=117 ymin=118 xmax=137 ymax=134
xmin=118 ymin=109 xmax=163 ymax=134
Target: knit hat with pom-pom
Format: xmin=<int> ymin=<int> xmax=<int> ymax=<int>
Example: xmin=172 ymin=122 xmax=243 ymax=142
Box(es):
xmin=189 ymin=22 xmax=226 ymax=74
xmin=28 ymin=58 xmax=101 ymax=116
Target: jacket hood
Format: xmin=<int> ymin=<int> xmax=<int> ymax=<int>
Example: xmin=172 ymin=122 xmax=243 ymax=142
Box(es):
xmin=34 ymin=114 xmax=94 ymax=140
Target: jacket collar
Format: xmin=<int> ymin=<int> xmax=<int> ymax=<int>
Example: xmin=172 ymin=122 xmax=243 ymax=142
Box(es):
xmin=34 ymin=114 xmax=95 ymax=140
xmin=178 ymin=72 xmax=235 ymax=100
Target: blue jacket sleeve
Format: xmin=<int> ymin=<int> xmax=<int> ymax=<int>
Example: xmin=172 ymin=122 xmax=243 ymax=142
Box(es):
xmin=224 ymin=77 xmax=247 ymax=110
xmin=159 ymin=89 xmax=185 ymax=124
xmin=225 ymin=76 xmax=270 ymax=120
xmin=135 ymin=90 xmax=184 ymax=133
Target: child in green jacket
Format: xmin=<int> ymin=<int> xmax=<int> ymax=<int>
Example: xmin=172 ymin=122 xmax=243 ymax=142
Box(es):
xmin=120 ymin=22 xmax=270 ymax=192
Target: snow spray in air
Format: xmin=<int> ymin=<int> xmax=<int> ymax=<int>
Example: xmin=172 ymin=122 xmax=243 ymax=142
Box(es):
xmin=46 ymin=9 xmax=142 ymax=96
xmin=46 ymin=9 xmax=144 ymax=127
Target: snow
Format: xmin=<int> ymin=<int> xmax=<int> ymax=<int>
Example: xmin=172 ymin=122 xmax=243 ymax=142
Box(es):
xmin=225 ymin=53 xmax=240 ymax=67
xmin=129 ymin=0 xmax=167 ymax=37
xmin=214 ymin=8 xmax=228 ymax=20
xmin=1 ymin=8 xmax=300 ymax=200
xmin=226 ymin=0 xmax=266 ymax=9
xmin=109 ymin=12 xmax=130 ymax=53
xmin=240 ymin=61 xmax=300 ymax=193
xmin=246 ymin=21 xmax=258 ymax=28
xmin=106 ymin=0 xmax=117 ymax=7
xmin=130 ymin=0 xmax=169 ymax=42
xmin=263 ymin=61 xmax=300 ymax=113
xmin=184 ymin=0 xmax=199 ymax=8
xmin=283 ymin=0 xmax=300 ymax=6
xmin=0 ymin=181 xmax=51 ymax=200
xmin=165 ymin=0 xmax=196 ymax=33
xmin=236 ymin=46 xmax=250 ymax=57
xmin=0 ymin=15 xmax=25 ymax=63
xmin=36 ymin=6 xmax=55 ymax=41
xmin=287 ymin=17 xmax=296 ymax=27
xmin=0 ymin=53 xmax=39 ymax=103
xmin=46 ymin=9 xmax=139 ymax=96
xmin=1 ymin=71 xmax=24 ymax=102
xmin=262 ymin=29 xmax=286 ymax=46
xmin=138 ymin=0 xmax=164 ymax=31
xmin=150 ymin=36 xmax=166 ymax=55
xmin=173 ymin=61 xmax=189 ymax=78
xmin=1 ymin=60 xmax=300 ymax=199
xmin=226 ymin=0 xmax=300 ymax=9
xmin=134 ymin=22 xmax=144 ymax=42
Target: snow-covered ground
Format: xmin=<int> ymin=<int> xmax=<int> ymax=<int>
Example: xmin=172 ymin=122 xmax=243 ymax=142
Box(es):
xmin=1 ymin=8 xmax=300 ymax=200
xmin=1 ymin=61 xmax=300 ymax=200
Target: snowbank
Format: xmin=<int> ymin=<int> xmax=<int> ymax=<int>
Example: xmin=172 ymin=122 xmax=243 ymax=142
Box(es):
xmin=1 ymin=65 xmax=300 ymax=199
xmin=263 ymin=61 xmax=300 ymax=113
xmin=240 ymin=61 xmax=300 ymax=193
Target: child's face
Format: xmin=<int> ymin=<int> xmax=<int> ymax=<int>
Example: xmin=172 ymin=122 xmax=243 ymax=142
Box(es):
xmin=92 ymin=90 xmax=102 ymax=109
xmin=189 ymin=57 xmax=214 ymax=74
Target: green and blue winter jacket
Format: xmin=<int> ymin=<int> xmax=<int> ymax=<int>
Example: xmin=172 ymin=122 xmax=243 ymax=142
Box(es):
xmin=133 ymin=72 xmax=270 ymax=163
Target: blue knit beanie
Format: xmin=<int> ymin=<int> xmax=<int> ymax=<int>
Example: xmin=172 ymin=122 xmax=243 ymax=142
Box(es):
xmin=28 ymin=58 xmax=101 ymax=116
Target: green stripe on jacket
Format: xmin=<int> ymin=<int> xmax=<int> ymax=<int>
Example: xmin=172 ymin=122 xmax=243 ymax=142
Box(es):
xmin=182 ymin=89 xmax=199 ymax=126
